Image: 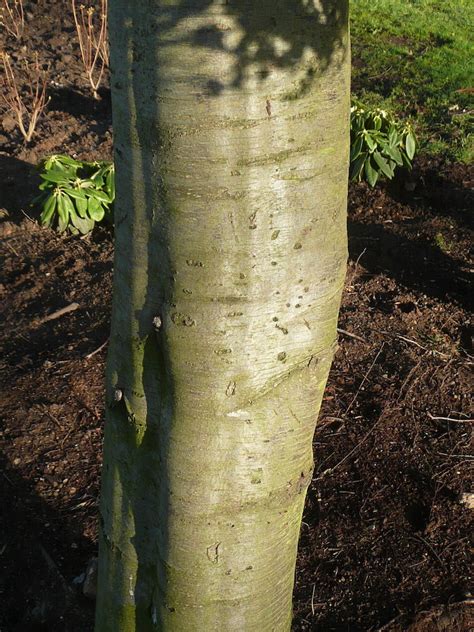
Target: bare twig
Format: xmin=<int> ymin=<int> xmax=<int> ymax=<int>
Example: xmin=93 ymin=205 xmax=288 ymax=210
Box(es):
xmin=20 ymin=209 xmax=36 ymax=223
xmin=41 ymin=408 xmax=62 ymax=428
xmin=0 ymin=0 xmax=24 ymax=39
xmin=72 ymin=0 xmax=109 ymax=99
xmin=1 ymin=51 xmax=50 ymax=142
xmin=60 ymin=427 xmax=75 ymax=449
xmin=314 ymin=408 xmax=388 ymax=480
xmin=39 ymin=302 xmax=80 ymax=324
xmin=311 ymin=584 xmax=316 ymax=615
xmin=344 ymin=343 xmax=385 ymax=415
xmin=337 ymin=327 xmax=367 ymax=343
xmin=397 ymin=357 xmax=423 ymax=402
xmin=380 ymin=330 xmax=450 ymax=359
xmin=374 ymin=613 xmax=404 ymax=631
xmin=39 ymin=545 xmax=75 ymax=597
xmin=436 ymin=453 xmax=474 ymax=460
xmin=2 ymin=471 xmax=13 ymax=486
xmin=4 ymin=241 xmax=19 ymax=257
xmin=85 ymin=337 xmax=109 ymax=359
xmin=428 ymin=413 xmax=473 ymax=423
xmin=411 ymin=534 xmax=446 ymax=570
xmin=346 ymin=247 xmax=366 ymax=287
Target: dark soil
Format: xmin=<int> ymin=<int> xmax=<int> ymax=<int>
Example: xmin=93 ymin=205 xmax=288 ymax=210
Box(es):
xmin=1 ymin=2 xmax=473 ymax=631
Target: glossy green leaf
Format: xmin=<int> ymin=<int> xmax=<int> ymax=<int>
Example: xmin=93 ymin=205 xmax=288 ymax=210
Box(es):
xmin=406 ymin=132 xmax=416 ymax=160
xmin=350 ymin=134 xmax=364 ymax=161
xmin=39 ymin=195 xmax=57 ymax=227
xmin=364 ymin=157 xmax=379 ymax=187
xmin=365 ymin=133 xmax=377 ymax=152
xmin=91 ymin=172 xmax=104 ymax=187
xmin=88 ymin=196 xmax=105 ymax=221
xmin=106 ymin=170 xmax=115 ymax=200
xmin=88 ymin=188 xmax=112 ymax=204
xmin=388 ymin=127 xmax=400 ymax=147
xmin=401 ymin=152 xmax=413 ymax=169
xmin=59 ymin=155 xmax=81 ymax=167
xmin=48 ymin=154 xmax=81 ymax=169
xmin=350 ymin=153 xmax=367 ymax=181
xmin=65 ymin=187 xmax=87 ymax=201
xmin=373 ymin=151 xmax=395 ymax=179
xmin=57 ymin=194 xmax=69 ymax=232
xmin=385 ymin=145 xmax=404 ymax=165
xmin=79 ymin=179 xmax=95 ymax=189
xmin=76 ymin=197 xmax=88 ymax=218
xmin=40 ymin=169 xmax=73 ymax=184
xmin=70 ymin=207 xmax=95 ymax=235
xmin=62 ymin=194 xmax=77 ymax=218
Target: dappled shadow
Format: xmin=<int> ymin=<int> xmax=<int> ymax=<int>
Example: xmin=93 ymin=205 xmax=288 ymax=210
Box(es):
xmin=191 ymin=0 xmax=348 ymax=91
xmin=110 ymin=0 xmax=348 ymax=95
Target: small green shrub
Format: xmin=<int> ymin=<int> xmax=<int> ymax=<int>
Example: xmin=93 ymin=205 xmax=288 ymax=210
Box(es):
xmin=434 ymin=232 xmax=452 ymax=254
xmin=34 ymin=154 xmax=114 ymax=235
xmin=350 ymin=101 xmax=416 ymax=187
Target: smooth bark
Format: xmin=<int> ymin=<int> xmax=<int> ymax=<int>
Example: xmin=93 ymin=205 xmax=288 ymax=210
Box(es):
xmin=96 ymin=1 xmax=350 ymax=630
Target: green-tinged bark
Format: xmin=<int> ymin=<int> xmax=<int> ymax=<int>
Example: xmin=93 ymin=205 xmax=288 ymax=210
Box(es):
xmin=96 ymin=1 xmax=350 ymax=630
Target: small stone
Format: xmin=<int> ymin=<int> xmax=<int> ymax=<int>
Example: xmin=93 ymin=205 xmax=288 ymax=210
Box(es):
xmin=0 ymin=221 xmax=15 ymax=238
xmin=72 ymin=572 xmax=86 ymax=586
xmin=83 ymin=558 xmax=98 ymax=599
xmin=460 ymin=493 xmax=474 ymax=509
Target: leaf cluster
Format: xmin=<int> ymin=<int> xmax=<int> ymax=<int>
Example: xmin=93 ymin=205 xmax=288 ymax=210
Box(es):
xmin=350 ymin=101 xmax=416 ymax=187
xmin=34 ymin=154 xmax=115 ymax=235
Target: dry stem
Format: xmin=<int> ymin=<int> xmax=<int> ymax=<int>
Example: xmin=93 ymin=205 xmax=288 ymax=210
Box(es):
xmin=71 ymin=0 xmax=108 ymax=99
xmin=1 ymin=52 xmax=50 ymax=142
xmin=0 ymin=0 xmax=25 ymax=39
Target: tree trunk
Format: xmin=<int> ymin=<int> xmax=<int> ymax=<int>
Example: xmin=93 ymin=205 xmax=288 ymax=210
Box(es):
xmin=96 ymin=1 xmax=350 ymax=630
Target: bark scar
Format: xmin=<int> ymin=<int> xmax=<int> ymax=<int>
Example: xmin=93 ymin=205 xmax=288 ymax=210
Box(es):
xmin=226 ymin=380 xmax=236 ymax=397
xmin=206 ymin=542 xmax=220 ymax=563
